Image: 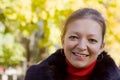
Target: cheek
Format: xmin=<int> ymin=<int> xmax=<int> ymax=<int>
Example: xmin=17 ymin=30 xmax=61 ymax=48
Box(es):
xmin=63 ymin=38 xmax=76 ymax=49
xmin=88 ymin=45 xmax=101 ymax=55
xmin=63 ymin=41 xmax=74 ymax=50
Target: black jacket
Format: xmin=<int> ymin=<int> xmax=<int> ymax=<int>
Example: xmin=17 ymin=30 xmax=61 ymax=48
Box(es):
xmin=25 ymin=49 xmax=120 ymax=80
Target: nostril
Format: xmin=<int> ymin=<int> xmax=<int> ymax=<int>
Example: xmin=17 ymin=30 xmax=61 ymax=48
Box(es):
xmin=76 ymin=38 xmax=87 ymax=51
xmin=77 ymin=43 xmax=87 ymax=51
xmin=76 ymin=45 xmax=87 ymax=51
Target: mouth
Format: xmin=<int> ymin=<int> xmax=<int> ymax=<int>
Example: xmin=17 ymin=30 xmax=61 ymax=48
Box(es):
xmin=72 ymin=52 xmax=89 ymax=57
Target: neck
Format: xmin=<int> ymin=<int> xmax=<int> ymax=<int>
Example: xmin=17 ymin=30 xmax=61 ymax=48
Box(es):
xmin=66 ymin=59 xmax=96 ymax=80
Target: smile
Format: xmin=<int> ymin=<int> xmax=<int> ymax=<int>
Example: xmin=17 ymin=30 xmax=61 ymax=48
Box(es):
xmin=72 ymin=52 xmax=89 ymax=57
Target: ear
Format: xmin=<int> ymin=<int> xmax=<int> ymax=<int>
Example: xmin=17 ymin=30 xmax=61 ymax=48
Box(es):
xmin=99 ymin=42 xmax=105 ymax=54
xmin=61 ymin=37 xmax=64 ymax=48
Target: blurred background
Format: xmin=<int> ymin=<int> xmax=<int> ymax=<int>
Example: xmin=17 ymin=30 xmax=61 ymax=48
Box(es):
xmin=0 ymin=0 xmax=120 ymax=80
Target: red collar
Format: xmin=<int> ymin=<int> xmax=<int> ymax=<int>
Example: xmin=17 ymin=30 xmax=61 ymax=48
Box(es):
xmin=66 ymin=59 xmax=96 ymax=80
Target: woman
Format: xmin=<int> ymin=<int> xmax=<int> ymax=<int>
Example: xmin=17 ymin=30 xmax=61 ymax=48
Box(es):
xmin=25 ymin=8 xmax=120 ymax=80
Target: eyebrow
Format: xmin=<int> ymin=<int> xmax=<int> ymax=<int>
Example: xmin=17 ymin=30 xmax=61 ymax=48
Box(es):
xmin=88 ymin=34 xmax=98 ymax=36
xmin=70 ymin=31 xmax=97 ymax=35
xmin=70 ymin=31 xmax=99 ymax=38
xmin=69 ymin=31 xmax=79 ymax=35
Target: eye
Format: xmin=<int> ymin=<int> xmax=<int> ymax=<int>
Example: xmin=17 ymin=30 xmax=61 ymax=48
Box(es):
xmin=88 ymin=39 xmax=97 ymax=44
xmin=69 ymin=36 xmax=78 ymax=40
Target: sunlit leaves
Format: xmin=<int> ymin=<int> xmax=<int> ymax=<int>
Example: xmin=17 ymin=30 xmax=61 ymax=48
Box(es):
xmin=32 ymin=0 xmax=120 ymax=65
xmin=0 ymin=22 xmax=5 ymax=33
xmin=0 ymin=33 xmax=25 ymax=67
xmin=0 ymin=0 xmax=120 ymax=66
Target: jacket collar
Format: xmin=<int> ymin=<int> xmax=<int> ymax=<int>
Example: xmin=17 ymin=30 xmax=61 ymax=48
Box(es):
xmin=53 ymin=49 xmax=120 ymax=80
xmin=90 ymin=51 xmax=120 ymax=80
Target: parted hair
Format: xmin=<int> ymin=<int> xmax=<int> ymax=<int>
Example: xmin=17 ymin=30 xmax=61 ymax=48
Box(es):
xmin=62 ymin=8 xmax=106 ymax=42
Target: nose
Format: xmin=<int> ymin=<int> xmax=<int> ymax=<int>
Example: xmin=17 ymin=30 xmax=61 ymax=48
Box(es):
xmin=77 ymin=39 xmax=87 ymax=51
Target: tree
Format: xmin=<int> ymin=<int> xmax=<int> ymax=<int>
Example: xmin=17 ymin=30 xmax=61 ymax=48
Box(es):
xmin=0 ymin=0 xmax=120 ymax=67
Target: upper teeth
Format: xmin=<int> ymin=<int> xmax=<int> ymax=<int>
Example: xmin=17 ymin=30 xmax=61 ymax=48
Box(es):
xmin=73 ymin=52 xmax=89 ymax=57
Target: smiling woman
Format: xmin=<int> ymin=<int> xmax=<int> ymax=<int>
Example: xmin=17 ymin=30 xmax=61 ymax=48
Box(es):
xmin=25 ymin=8 xmax=120 ymax=80
xmin=62 ymin=19 xmax=104 ymax=69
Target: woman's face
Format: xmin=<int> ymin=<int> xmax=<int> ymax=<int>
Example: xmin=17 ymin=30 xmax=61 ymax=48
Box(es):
xmin=62 ymin=19 xmax=104 ymax=68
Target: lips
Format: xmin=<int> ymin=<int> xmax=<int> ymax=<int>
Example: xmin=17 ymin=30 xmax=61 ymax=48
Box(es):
xmin=72 ymin=52 xmax=89 ymax=57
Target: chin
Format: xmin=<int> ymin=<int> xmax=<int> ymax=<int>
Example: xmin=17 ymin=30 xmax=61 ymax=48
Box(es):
xmin=77 ymin=65 xmax=87 ymax=69
xmin=72 ymin=62 xmax=87 ymax=69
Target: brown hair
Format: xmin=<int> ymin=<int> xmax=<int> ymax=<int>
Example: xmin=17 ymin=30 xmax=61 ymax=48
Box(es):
xmin=61 ymin=8 xmax=106 ymax=42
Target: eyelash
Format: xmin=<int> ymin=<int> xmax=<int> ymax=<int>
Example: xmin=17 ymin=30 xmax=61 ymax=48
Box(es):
xmin=69 ymin=36 xmax=98 ymax=43
xmin=88 ymin=39 xmax=97 ymax=43
xmin=69 ymin=36 xmax=78 ymax=40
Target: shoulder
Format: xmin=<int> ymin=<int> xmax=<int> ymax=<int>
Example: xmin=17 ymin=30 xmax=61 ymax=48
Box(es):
xmin=92 ymin=51 xmax=120 ymax=80
xmin=25 ymin=49 xmax=66 ymax=80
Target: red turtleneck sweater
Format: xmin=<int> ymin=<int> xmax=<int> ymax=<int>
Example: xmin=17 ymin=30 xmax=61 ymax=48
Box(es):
xmin=66 ymin=59 xmax=96 ymax=80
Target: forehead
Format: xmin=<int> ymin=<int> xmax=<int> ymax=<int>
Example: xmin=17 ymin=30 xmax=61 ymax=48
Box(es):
xmin=66 ymin=19 xmax=102 ymax=37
